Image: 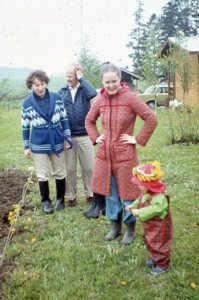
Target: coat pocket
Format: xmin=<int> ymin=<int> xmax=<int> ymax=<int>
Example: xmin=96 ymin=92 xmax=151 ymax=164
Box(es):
xmin=96 ymin=140 xmax=106 ymax=160
xmin=113 ymin=141 xmax=135 ymax=162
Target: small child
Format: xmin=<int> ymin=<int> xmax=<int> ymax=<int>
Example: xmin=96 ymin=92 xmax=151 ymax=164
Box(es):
xmin=126 ymin=161 xmax=173 ymax=275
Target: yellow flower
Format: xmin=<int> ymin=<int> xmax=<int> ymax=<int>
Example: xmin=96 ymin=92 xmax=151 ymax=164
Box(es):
xmin=191 ymin=283 xmax=196 ymax=288
xmin=100 ymin=220 xmax=103 ymax=224
xmin=28 ymin=218 xmax=32 ymax=222
xmin=115 ymin=249 xmax=119 ymax=254
xmin=12 ymin=204 xmax=19 ymax=208
xmin=28 ymin=180 xmax=34 ymax=184
xmin=82 ymin=216 xmax=85 ymax=220
xmin=10 ymin=228 xmax=15 ymax=232
xmin=121 ymin=281 xmax=127 ymax=285
xmin=31 ymin=238 xmax=36 ymax=242
xmin=24 ymin=226 xmax=28 ymax=229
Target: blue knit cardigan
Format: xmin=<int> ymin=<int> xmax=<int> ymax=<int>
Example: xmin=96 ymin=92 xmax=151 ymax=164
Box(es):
xmin=21 ymin=91 xmax=72 ymax=155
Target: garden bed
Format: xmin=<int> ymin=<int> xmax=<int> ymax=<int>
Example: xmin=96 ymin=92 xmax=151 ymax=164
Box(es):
xmin=0 ymin=169 xmax=31 ymax=293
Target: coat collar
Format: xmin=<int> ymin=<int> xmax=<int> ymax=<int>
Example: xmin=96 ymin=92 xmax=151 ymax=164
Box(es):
xmin=30 ymin=90 xmax=55 ymax=123
xmin=100 ymin=82 xmax=130 ymax=98
xmin=63 ymin=82 xmax=82 ymax=91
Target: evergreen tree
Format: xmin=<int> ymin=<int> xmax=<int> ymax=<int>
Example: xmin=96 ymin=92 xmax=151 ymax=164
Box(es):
xmin=127 ymin=0 xmax=198 ymax=80
xmin=190 ymin=0 xmax=199 ymax=35
xmin=127 ymin=0 xmax=146 ymax=76
xmin=159 ymin=0 xmax=198 ymax=42
xmin=159 ymin=1 xmax=180 ymax=41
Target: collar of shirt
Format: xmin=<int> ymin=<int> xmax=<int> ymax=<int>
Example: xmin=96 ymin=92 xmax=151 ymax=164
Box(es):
xmin=69 ymin=83 xmax=80 ymax=103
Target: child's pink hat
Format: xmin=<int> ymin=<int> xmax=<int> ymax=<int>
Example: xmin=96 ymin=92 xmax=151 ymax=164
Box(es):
xmin=131 ymin=161 xmax=167 ymax=193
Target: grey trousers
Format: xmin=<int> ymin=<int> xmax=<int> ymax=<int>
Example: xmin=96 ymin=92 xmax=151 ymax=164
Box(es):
xmin=33 ymin=151 xmax=66 ymax=181
xmin=64 ymin=135 xmax=94 ymax=200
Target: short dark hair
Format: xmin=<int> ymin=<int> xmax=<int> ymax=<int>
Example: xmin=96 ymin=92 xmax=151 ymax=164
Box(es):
xmin=26 ymin=70 xmax=50 ymax=89
xmin=100 ymin=63 xmax=121 ymax=80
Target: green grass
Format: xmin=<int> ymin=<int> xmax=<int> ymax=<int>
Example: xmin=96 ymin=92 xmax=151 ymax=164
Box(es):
xmin=1 ymin=108 xmax=199 ymax=299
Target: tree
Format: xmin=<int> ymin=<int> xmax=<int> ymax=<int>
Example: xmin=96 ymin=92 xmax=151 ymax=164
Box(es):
xmin=127 ymin=0 xmax=146 ymax=76
xmin=190 ymin=0 xmax=199 ymax=34
xmin=126 ymin=0 xmax=198 ymax=80
xmin=78 ymin=40 xmax=102 ymax=89
xmin=159 ymin=0 xmax=198 ymax=42
xmin=141 ymin=25 xmax=167 ymax=87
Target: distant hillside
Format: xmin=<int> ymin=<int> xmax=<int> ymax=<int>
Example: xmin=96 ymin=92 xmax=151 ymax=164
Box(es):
xmin=0 ymin=67 xmax=33 ymax=78
xmin=51 ymin=72 xmax=65 ymax=77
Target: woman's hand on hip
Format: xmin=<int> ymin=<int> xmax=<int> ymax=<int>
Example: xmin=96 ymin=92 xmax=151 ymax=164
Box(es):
xmin=120 ymin=134 xmax=137 ymax=144
xmin=24 ymin=149 xmax=32 ymax=159
xmin=96 ymin=134 xmax=104 ymax=144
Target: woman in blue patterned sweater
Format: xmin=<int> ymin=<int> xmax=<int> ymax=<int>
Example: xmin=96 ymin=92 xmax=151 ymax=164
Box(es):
xmin=21 ymin=70 xmax=72 ymax=214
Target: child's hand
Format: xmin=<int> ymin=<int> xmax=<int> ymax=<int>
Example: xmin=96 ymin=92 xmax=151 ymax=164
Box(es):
xmin=125 ymin=206 xmax=133 ymax=213
xmin=131 ymin=209 xmax=139 ymax=216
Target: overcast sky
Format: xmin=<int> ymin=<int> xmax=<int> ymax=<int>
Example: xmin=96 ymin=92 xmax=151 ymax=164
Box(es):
xmin=0 ymin=0 xmax=169 ymax=74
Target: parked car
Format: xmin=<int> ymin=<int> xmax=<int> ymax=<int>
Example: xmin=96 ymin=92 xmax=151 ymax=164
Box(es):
xmin=138 ymin=84 xmax=173 ymax=109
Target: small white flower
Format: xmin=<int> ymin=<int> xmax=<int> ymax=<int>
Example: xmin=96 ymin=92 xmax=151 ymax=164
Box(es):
xmin=28 ymin=167 xmax=35 ymax=172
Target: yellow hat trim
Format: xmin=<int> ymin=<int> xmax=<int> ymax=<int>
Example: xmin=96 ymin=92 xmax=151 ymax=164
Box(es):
xmin=132 ymin=161 xmax=164 ymax=182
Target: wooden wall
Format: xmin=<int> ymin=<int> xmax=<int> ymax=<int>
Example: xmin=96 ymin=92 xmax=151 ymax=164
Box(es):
xmin=175 ymin=52 xmax=199 ymax=107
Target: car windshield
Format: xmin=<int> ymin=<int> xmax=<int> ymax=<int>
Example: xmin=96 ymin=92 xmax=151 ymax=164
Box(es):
xmin=144 ymin=86 xmax=156 ymax=94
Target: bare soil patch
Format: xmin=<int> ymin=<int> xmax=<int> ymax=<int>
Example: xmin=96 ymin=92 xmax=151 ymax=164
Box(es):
xmin=0 ymin=169 xmax=33 ymax=297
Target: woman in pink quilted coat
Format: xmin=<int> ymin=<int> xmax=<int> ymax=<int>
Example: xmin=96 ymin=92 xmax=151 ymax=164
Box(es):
xmin=85 ymin=63 xmax=158 ymax=245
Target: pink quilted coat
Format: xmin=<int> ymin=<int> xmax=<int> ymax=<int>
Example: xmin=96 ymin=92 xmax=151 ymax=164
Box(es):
xmin=85 ymin=84 xmax=158 ymax=200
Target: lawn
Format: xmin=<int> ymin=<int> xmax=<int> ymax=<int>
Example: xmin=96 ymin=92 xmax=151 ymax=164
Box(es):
xmin=0 ymin=107 xmax=199 ymax=300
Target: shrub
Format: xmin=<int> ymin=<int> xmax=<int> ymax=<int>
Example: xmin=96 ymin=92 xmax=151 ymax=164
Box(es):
xmin=164 ymin=105 xmax=199 ymax=144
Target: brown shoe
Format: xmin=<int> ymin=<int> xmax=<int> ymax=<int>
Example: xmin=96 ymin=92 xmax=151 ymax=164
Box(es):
xmin=87 ymin=197 xmax=93 ymax=205
xmin=67 ymin=199 xmax=77 ymax=207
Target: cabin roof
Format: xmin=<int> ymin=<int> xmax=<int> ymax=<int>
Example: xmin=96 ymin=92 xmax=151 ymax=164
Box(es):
xmin=120 ymin=68 xmax=141 ymax=80
xmin=161 ymin=36 xmax=199 ymax=56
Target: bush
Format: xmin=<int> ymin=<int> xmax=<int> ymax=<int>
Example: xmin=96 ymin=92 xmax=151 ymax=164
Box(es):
xmin=164 ymin=105 xmax=199 ymax=144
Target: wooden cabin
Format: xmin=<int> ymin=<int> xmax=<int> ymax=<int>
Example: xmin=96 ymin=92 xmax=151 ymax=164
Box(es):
xmin=120 ymin=68 xmax=141 ymax=93
xmin=161 ymin=37 xmax=199 ymax=107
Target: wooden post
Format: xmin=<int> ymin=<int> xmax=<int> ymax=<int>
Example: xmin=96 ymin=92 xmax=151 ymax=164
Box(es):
xmin=168 ymin=61 xmax=171 ymax=99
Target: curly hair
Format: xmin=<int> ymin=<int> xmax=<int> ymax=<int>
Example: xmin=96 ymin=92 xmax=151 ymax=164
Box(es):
xmin=26 ymin=70 xmax=50 ymax=89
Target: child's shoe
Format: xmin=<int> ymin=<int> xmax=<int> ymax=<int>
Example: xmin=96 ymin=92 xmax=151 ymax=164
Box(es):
xmin=144 ymin=260 xmax=156 ymax=267
xmin=151 ymin=266 xmax=169 ymax=275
